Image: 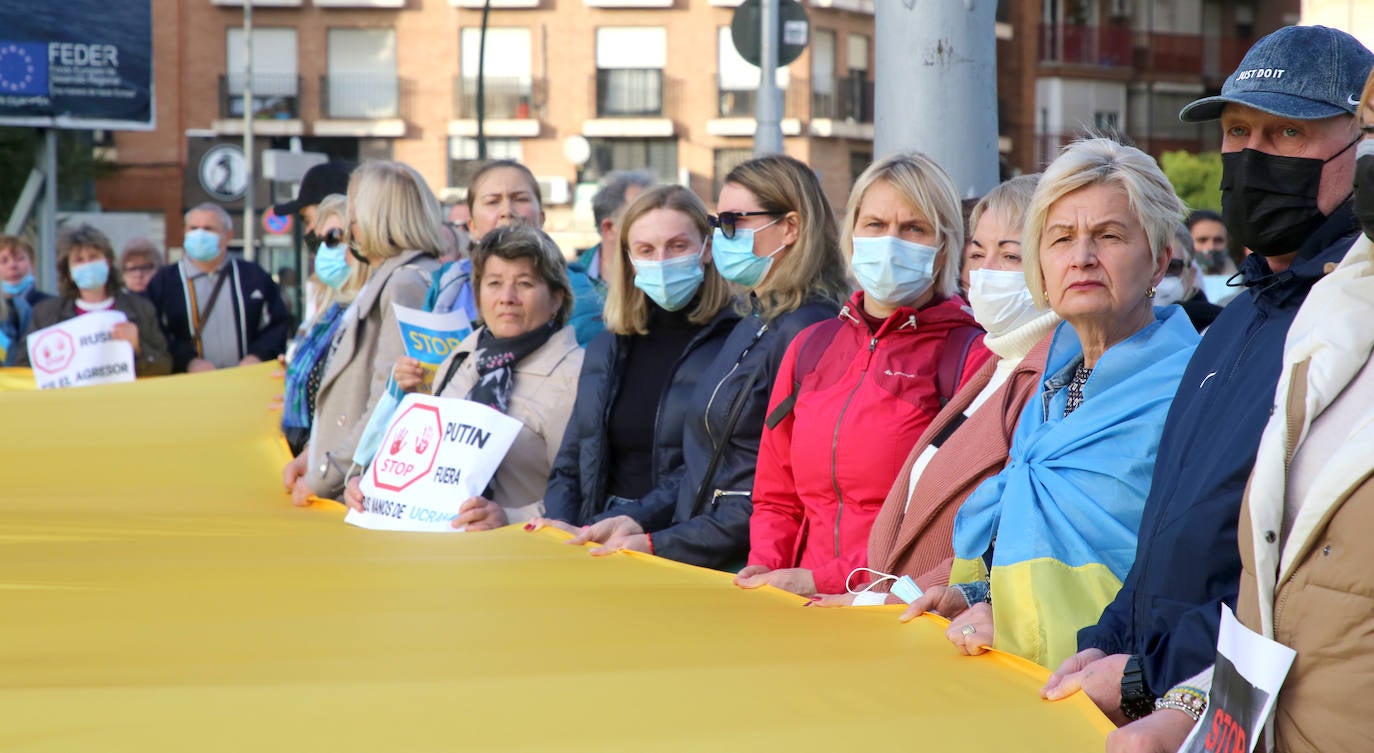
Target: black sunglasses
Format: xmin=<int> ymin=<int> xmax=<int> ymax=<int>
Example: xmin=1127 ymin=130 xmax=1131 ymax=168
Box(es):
xmin=307 ymin=228 xmax=346 ymax=248
xmin=709 ymin=210 xmax=781 ymax=240
xmin=1166 ymin=258 xmax=1185 ymax=276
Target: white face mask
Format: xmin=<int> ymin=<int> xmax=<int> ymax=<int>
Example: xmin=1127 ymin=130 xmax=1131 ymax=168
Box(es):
xmin=1154 ymin=276 xmax=1186 ymax=307
xmin=967 ymin=268 xmax=1037 ymax=336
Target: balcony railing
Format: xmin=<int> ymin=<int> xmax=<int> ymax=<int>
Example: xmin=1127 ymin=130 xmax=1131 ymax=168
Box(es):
xmin=1134 ymin=32 xmax=1204 ymax=75
xmin=716 ymin=86 xmax=806 ymax=119
xmin=219 ymin=73 xmax=301 ymax=119
xmin=1038 ymin=23 xmax=1132 ymax=66
xmin=593 ymin=68 xmax=679 ymax=118
xmin=453 ymin=76 xmax=540 ymax=120
xmin=319 ymin=74 xmax=408 ymax=119
xmin=811 ymin=76 xmax=874 ymax=122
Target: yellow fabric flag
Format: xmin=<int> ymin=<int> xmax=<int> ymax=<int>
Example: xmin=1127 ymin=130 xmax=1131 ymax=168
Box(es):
xmin=0 ymin=365 xmax=1112 ymax=751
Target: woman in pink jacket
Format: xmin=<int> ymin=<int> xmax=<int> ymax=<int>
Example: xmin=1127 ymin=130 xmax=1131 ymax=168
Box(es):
xmin=735 ymin=153 xmax=992 ymax=597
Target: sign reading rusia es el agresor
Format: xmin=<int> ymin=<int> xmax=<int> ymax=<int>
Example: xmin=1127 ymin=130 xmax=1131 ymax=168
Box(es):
xmin=0 ymin=0 xmax=153 ymax=130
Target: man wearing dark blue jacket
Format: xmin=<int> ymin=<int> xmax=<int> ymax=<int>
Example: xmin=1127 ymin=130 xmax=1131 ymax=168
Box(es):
xmin=1041 ymin=24 xmax=1373 ymax=726
xmin=147 ymin=203 xmax=290 ymax=373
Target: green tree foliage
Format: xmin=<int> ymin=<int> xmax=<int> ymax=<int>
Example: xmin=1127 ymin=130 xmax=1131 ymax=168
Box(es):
xmin=1160 ymin=150 xmax=1223 ymax=213
xmin=0 ymin=127 xmax=119 ymax=221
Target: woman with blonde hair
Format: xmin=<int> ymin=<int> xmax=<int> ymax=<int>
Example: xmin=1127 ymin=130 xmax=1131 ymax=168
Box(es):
xmin=538 ymin=185 xmax=739 ymax=527
xmin=566 ymin=154 xmax=849 ymax=569
xmin=282 ymin=160 xmax=443 ymax=504
xmin=902 ymin=138 xmax=1199 ymax=670
xmin=735 ymin=152 xmax=993 ymax=597
xmin=280 ymin=193 xmax=372 ymax=456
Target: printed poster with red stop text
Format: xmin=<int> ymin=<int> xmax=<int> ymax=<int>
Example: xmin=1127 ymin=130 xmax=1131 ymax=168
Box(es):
xmin=348 ymin=393 xmax=522 ymax=532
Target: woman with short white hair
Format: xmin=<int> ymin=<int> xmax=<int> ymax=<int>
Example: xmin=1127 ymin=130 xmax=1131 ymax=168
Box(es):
xmin=903 ymin=138 xmax=1201 ymax=669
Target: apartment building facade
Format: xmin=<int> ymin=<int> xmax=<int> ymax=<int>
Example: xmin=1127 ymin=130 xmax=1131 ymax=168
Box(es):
xmin=96 ymin=0 xmax=1298 ymax=252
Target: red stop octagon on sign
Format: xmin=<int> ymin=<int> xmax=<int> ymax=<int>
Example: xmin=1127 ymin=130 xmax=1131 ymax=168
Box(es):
xmin=371 ymin=403 xmax=443 ymax=492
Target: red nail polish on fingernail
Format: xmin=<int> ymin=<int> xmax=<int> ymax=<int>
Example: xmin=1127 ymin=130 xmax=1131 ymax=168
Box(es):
xmin=523 ymin=523 xmax=535 ymax=531
xmin=809 ymin=596 xmax=821 ymax=602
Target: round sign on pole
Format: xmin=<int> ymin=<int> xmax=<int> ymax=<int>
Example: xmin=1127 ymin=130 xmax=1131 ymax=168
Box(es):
xmin=731 ymin=0 xmax=810 ymax=69
xmin=262 ymin=208 xmax=293 ymax=236
xmin=198 ymin=144 xmax=249 ymax=203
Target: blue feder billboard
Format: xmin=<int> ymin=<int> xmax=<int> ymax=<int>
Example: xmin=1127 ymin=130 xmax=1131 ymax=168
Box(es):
xmin=0 ymin=0 xmax=153 ymax=130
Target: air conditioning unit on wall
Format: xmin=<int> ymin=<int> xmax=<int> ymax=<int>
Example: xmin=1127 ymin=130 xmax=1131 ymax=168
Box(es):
xmin=537 ymin=177 xmax=571 ymax=206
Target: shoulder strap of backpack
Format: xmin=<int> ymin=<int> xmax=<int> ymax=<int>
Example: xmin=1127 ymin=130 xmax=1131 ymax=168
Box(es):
xmin=433 ymin=351 xmax=471 ymax=397
xmin=764 ymin=317 xmax=844 ymax=430
xmin=936 ymin=325 xmax=984 ymax=407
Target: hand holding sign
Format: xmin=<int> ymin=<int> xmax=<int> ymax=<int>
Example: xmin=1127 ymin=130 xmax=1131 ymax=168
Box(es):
xmin=111 ymin=321 xmax=140 ymax=354
xmin=26 ymin=311 xmax=136 ymax=390
xmin=346 ymin=393 xmax=523 ymax=532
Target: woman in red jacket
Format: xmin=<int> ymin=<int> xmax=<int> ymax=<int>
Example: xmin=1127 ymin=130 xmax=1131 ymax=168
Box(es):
xmin=735 ymin=152 xmax=993 ymax=597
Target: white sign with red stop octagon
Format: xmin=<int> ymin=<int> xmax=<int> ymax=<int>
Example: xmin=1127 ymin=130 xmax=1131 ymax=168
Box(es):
xmin=348 ymin=393 xmax=523 ymax=532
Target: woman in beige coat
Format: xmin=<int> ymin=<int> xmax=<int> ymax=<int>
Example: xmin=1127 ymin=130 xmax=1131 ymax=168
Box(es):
xmin=345 ymin=224 xmax=582 ymax=529
xmin=282 ymin=161 xmax=443 ymax=503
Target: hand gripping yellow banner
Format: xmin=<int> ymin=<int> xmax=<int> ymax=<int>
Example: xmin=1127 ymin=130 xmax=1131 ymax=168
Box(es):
xmin=0 ymin=365 xmax=1112 ymax=752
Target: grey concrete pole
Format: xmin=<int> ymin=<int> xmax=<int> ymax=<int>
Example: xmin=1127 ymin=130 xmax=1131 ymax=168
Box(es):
xmin=39 ymin=129 xmax=57 ymax=292
xmin=242 ymin=1 xmax=256 ymax=262
xmin=754 ymin=0 xmax=784 ymax=156
xmin=874 ymin=0 xmax=999 ymax=199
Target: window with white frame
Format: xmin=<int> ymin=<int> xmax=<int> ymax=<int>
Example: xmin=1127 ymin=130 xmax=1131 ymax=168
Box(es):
xmin=459 ymin=28 xmax=534 ymax=119
xmin=325 ymin=28 xmax=399 ymax=119
xmin=225 ymin=28 xmax=298 ymax=119
xmin=595 ymin=27 xmax=666 ymax=117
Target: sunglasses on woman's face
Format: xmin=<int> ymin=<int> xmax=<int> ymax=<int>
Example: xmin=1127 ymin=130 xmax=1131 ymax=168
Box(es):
xmin=1166 ymin=258 xmax=1186 ymax=276
xmin=308 ymin=228 xmax=345 ymax=248
xmin=708 ymin=210 xmax=781 ymax=240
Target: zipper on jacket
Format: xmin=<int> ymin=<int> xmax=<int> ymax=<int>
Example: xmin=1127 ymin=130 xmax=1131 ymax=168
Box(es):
xmin=704 ymin=322 xmax=768 ymax=447
xmin=830 ymin=335 xmax=880 ymax=558
xmin=711 ymin=489 xmax=750 ymax=509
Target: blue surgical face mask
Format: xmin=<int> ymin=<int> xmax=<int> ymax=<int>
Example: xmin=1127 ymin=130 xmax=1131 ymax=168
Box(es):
xmin=315 ymin=242 xmax=351 ymax=290
xmin=712 ymin=216 xmax=784 ymax=288
xmin=631 ymin=245 xmax=706 ymax=312
xmin=849 ymin=235 xmax=938 ymax=306
xmin=2 ymin=273 xmax=34 ymax=297
xmin=70 ymin=259 xmax=110 ymax=291
xmin=183 ymin=229 xmax=222 ymax=263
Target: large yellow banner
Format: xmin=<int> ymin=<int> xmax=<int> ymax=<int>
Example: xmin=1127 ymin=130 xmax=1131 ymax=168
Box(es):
xmin=0 ymin=365 xmax=1112 ymax=752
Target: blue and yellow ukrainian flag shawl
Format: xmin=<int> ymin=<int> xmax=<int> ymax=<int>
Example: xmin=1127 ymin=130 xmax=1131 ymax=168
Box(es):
xmin=951 ymin=305 xmax=1198 ymax=668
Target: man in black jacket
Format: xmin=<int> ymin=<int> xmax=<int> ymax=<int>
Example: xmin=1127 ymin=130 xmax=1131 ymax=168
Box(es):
xmin=147 ymin=203 xmax=289 ymax=373
xmin=1041 ymin=24 xmax=1372 ymax=732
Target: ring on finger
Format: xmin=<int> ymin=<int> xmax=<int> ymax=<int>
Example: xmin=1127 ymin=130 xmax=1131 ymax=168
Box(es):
xmin=961 ymin=624 xmax=977 ymax=637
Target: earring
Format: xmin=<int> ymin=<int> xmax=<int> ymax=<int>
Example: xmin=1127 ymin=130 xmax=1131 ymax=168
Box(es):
xmin=1146 ymin=287 xmax=1157 ymax=299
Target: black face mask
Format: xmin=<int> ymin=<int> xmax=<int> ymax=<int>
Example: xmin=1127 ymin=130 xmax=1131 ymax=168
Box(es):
xmin=1355 ymin=144 xmax=1374 ymax=242
xmin=1221 ymin=139 xmax=1359 ymax=257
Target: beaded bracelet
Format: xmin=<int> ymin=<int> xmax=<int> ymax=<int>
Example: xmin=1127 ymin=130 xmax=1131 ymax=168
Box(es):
xmin=1154 ymin=685 xmax=1208 ymax=721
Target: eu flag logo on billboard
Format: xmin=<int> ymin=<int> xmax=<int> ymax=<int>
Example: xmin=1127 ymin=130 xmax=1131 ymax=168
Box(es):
xmin=0 ymin=42 xmax=49 ymax=96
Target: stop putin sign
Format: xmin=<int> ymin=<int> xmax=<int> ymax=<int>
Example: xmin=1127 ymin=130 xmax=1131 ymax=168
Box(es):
xmin=371 ymin=402 xmax=442 ymax=492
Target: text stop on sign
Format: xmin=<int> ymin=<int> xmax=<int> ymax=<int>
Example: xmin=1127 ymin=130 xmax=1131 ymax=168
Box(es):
xmin=371 ymin=402 xmax=443 ymax=492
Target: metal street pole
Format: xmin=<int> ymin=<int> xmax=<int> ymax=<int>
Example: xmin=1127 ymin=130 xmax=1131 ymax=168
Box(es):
xmin=754 ymin=0 xmax=784 ymax=156
xmin=874 ymin=0 xmax=998 ymax=198
xmin=242 ymin=0 xmax=256 ymax=262
xmin=39 ymin=129 xmax=57 ymax=291
xmin=476 ymin=0 xmax=493 ymax=160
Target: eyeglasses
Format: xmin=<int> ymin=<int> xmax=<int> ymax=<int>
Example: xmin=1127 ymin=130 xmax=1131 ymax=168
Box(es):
xmin=708 ymin=210 xmax=782 ymax=240
xmin=122 ymin=264 xmax=156 ymax=275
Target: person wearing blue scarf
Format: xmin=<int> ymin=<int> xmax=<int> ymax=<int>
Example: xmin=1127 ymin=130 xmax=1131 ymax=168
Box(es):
xmin=902 ymin=139 xmax=1200 ymax=669
xmin=0 ymin=236 xmax=53 ymax=366
xmin=281 ymin=195 xmax=369 ymax=456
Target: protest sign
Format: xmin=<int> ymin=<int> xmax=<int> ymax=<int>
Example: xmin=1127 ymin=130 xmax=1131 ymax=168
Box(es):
xmin=394 ymin=303 xmax=471 ymax=392
xmin=350 ymin=304 xmax=472 ymax=468
xmin=25 ymin=311 xmax=136 ymax=389
xmin=347 ymin=393 xmax=522 ymax=532
xmin=1181 ymin=606 xmax=1296 ymax=753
